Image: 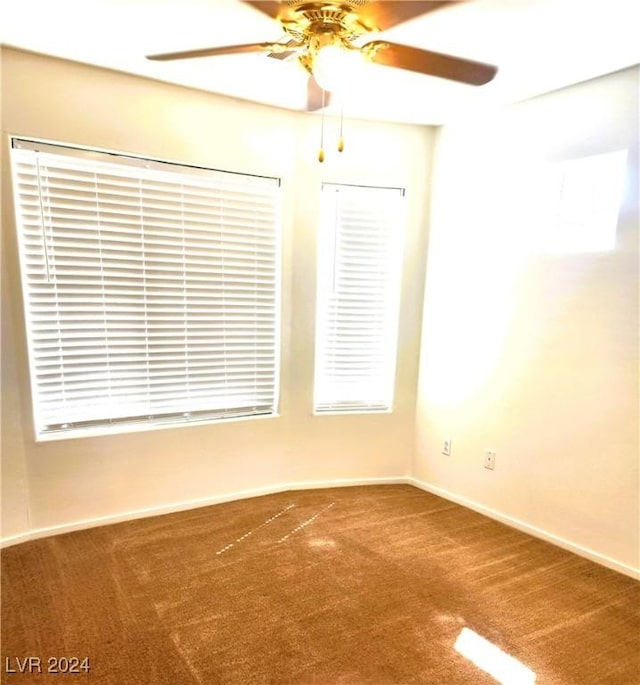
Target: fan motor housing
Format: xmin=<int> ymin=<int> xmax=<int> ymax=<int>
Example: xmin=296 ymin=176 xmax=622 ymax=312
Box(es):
xmin=283 ymin=0 xmax=369 ymax=8
xmin=282 ymin=1 xmax=370 ymax=43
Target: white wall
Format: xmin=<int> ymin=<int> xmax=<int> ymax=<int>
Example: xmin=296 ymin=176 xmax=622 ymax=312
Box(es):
xmin=415 ymin=67 xmax=639 ymax=574
xmin=1 ymin=48 xmax=432 ymax=539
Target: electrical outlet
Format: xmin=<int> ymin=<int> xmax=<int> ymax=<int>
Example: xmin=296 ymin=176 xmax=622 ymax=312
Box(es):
xmin=484 ymin=450 xmax=496 ymax=470
xmin=442 ymin=438 xmax=452 ymax=456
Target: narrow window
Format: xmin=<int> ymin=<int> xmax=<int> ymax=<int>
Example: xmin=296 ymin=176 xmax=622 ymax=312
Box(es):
xmin=11 ymin=139 xmax=281 ymax=439
xmin=314 ymin=183 xmax=405 ymax=413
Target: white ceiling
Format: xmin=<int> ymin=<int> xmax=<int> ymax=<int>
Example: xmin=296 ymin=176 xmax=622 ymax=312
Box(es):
xmin=2 ymin=0 xmax=639 ymax=125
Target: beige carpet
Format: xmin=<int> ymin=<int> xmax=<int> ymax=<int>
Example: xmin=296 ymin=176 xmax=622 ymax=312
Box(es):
xmin=2 ymin=485 xmax=639 ymax=684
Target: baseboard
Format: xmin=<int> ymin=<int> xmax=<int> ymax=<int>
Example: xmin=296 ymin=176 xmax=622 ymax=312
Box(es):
xmin=408 ymin=477 xmax=640 ymax=581
xmin=284 ymin=476 xmax=408 ymax=492
xmin=0 ymin=476 xmax=407 ymax=549
xmin=0 ymin=531 xmax=33 ymax=548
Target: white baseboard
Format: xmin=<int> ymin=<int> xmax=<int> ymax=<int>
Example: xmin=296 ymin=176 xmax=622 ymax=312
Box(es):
xmin=408 ymin=477 xmax=640 ymax=581
xmin=283 ymin=476 xmax=408 ymax=491
xmin=0 ymin=476 xmax=407 ymax=549
xmin=0 ymin=531 xmax=33 ymax=548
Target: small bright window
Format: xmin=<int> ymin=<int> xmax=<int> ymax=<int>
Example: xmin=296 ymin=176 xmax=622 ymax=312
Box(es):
xmin=11 ymin=139 xmax=281 ymax=440
xmin=538 ymin=150 xmax=628 ymax=254
xmin=314 ymin=182 xmax=405 ymax=413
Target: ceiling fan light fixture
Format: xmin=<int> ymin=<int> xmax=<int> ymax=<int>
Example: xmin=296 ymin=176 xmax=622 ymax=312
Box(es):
xmin=313 ymin=44 xmax=363 ymax=93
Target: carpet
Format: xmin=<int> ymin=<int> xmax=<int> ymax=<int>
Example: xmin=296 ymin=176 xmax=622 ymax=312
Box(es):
xmin=2 ymin=485 xmax=639 ymax=684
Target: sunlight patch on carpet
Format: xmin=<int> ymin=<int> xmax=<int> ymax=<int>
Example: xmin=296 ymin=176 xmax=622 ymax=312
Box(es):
xmin=454 ymin=627 xmax=536 ymax=684
xmin=215 ymin=503 xmax=295 ymax=555
xmin=308 ymin=538 xmax=337 ymax=549
xmin=278 ymin=503 xmax=336 ymax=543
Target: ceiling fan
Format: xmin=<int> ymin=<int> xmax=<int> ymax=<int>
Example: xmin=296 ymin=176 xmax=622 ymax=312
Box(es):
xmin=147 ymin=0 xmax=498 ymax=112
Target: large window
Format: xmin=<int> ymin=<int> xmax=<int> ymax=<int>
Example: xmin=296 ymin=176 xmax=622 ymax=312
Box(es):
xmin=314 ymin=183 xmax=405 ymax=413
xmin=11 ymin=139 xmax=281 ymax=439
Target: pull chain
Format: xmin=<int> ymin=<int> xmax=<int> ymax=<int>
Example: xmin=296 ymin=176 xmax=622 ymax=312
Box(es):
xmin=318 ymin=88 xmax=326 ymax=163
xmin=337 ymin=99 xmax=345 ymax=153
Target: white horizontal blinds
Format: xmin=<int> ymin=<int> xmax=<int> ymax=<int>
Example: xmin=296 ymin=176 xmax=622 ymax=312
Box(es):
xmin=11 ymin=140 xmax=280 ymax=436
xmin=315 ymin=183 xmax=405 ymax=413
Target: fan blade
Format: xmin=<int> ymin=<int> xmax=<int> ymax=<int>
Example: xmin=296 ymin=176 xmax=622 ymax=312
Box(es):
xmin=357 ymin=1 xmax=455 ymax=31
xmin=243 ymin=1 xmax=282 ymax=20
xmin=147 ymin=42 xmax=277 ymax=61
xmin=363 ymin=41 xmax=497 ymax=85
xmin=306 ymin=75 xmax=332 ymax=112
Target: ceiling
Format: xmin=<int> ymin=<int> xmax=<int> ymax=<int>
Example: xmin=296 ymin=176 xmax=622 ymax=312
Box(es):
xmin=2 ymin=0 xmax=639 ymax=125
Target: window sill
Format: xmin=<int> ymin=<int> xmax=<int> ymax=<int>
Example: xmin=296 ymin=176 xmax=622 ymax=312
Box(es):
xmin=312 ymin=408 xmax=393 ymax=416
xmin=34 ymin=411 xmax=280 ymax=443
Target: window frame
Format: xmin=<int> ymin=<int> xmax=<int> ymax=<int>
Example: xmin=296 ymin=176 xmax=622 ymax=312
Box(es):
xmin=313 ymin=181 xmax=406 ymax=415
xmin=10 ymin=137 xmax=283 ymax=441
xmin=535 ymin=150 xmax=629 ymax=254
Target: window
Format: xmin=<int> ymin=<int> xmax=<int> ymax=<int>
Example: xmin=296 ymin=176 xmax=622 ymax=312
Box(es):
xmin=11 ymin=139 xmax=281 ymax=439
xmin=537 ymin=150 xmax=628 ymax=254
xmin=314 ymin=183 xmax=405 ymax=413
